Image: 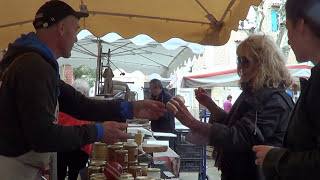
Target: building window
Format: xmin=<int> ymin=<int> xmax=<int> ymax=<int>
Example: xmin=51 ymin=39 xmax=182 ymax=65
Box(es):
xmin=271 ymin=9 xmax=279 ymax=31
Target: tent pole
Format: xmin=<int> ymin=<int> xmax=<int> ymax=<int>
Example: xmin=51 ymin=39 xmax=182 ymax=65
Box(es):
xmin=95 ymin=39 xmax=102 ymax=96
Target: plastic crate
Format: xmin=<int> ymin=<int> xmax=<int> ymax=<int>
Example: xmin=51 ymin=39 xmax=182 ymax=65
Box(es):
xmin=175 ymin=130 xmax=193 ymax=145
xmin=180 ymin=158 xmax=203 ymax=172
xmin=175 ymin=145 xmax=204 ymax=159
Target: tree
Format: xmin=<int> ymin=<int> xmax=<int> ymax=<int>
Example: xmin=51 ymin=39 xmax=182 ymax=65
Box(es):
xmin=276 ymin=0 xmax=291 ymax=59
xmin=73 ymin=65 xmax=96 ymax=88
xmin=239 ymin=0 xmax=291 ymax=58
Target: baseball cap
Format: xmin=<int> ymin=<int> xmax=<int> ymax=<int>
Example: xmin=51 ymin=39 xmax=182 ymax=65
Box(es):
xmin=33 ymin=0 xmax=89 ymax=29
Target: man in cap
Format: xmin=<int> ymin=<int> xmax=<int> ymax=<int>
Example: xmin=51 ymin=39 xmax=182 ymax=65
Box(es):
xmin=0 ymin=1 xmax=166 ymax=179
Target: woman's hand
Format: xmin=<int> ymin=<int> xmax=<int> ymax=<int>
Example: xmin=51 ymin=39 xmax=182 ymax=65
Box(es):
xmin=169 ymin=97 xmax=197 ymax=128
xmin=195 ymin=87 xmax=213 ymax=108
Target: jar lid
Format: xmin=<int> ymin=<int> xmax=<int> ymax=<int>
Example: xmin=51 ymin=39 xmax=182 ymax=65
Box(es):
xmin=114 ymin=142 xmax=124 ymax=145
xmin=90 ymin=173 xmax=105 ymax=178
xmin=90 ymin=160 xmax=107 ymax=166
xmin=139 ymin=163 xmax=148 ymax=166
xmin=128 ymin=160 xmax=138 ymax=164
xmin=107 ymin=145 xmax=123 ymax=149
xmin=129 ymin=165 xmax=142 ymax=170
xmin=136 ymin=176 xmax=153 ymax=180
xmin=91 ymin=177 xmax=107 ymax=180
xmin=93 ymin=142 xmax=107 ymax=146
xmin=147 ymin=168 xmax=161 ymax=172
xmin=90 ymin=161 xmax=106 ymax=167
xmin=124 ymin=142 xmax=138 ymax=148
xmin=120 ymin=173 xmax=133 ymax=178
xmin=88 ymin=166 xmax=101 ymax=170
xmin=119 ymin=177 xmax=134 ymax=180
xmin=115 ymin=149 xmax=128 ymax=153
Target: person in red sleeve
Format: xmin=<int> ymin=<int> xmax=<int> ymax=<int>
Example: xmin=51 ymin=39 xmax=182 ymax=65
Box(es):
xmin=57 ymin=79 xmax=92 ymax=180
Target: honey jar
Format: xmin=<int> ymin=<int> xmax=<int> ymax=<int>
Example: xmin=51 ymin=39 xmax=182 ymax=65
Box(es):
xmin=115 ymin=149 xmax=128 ymax=169
xmin=90 ymin=173 xmax=106 ymax=179
xmin=128 ymin=160 xmax=138 ymax=169
xmin=92 ymin=142 xmax=107 ymax=160
xmin=139 ymin=163 xmax=148 ymax=176
xmin=88 ymin=166 xmax=103 ymax=178
xmin=147 ymin=168 xmax=161 ymax=179
xmin=128 ymin=166 xmax=142 ymax=179
xmin=124 ymin=142 xmax=138 ymax=162
xmin=107 ymin=145 xmax=123 ymax=162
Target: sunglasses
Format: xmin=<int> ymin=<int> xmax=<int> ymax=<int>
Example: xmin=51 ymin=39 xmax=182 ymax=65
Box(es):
xmin=237 ymin=56 xmax=249 ymax=68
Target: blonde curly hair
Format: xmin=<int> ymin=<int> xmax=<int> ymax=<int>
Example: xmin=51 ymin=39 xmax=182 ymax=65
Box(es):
xmin=236 ymin=35 xmax=292 ymax=92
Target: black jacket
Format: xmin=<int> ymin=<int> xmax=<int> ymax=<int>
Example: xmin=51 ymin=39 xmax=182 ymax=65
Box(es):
xmin=0 ymin=45 xmax=124 ymax=157
xmin=263 ymin=64 xmax=320 ymax=180
xmin=209 ymin=87 xmax=294 ymax=180
xmin=150 ymin=89 xmax=175 ymax=133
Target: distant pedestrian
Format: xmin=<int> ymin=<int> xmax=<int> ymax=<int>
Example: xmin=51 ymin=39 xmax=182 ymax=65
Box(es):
xmin=223 ymin=95 xmax=232 ymax=112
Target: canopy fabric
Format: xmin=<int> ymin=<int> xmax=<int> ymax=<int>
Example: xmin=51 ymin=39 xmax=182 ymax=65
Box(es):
xmin=58 ymin=35 xmax=201 ymax=77
xmin=0 ymin=0 xmax=261 ymax=50
xmin=180 ymin=65 xmax=313 ymax=88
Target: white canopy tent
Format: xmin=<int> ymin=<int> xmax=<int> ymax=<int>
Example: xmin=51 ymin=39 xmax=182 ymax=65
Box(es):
xmin=58 ymin=33 xmax=204 ymax=78
xmin=179 ymin=64 xmax=312 ymax=88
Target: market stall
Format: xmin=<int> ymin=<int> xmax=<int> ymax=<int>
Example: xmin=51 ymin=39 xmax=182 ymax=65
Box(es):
xmin=181 ymin=64 xmax=312 ymax=88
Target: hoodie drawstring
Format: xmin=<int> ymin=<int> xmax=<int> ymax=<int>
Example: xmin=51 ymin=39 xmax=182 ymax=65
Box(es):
xmin=254 ymin=111 xmax=258 ymax=135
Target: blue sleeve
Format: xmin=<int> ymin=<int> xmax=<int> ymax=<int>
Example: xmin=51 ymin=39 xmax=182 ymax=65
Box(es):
xmin=120 ymin=101 xmax=133 ymax=119
xmin=95 ymin=124 xmax=104 ymax=141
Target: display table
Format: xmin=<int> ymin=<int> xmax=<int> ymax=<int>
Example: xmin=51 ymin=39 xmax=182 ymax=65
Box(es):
xmin=153 ymin=147 xmax=180 ymax=177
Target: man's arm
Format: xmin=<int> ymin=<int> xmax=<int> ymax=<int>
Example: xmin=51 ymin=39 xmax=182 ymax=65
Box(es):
xmin=58 ymin=80 xmax=125 ymax=122
xmin=15 ymin=55 xmax=97 ymax=152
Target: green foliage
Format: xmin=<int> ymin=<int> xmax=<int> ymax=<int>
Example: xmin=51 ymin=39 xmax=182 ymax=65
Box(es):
xmin=73 ymin=66 xmax=96 ymax=87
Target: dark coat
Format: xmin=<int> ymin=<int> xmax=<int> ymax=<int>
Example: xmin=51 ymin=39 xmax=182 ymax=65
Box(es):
xmin=0 ymin=45 xmax=124 ymax=157
xmin=150 ymin=89 xmax=175 ymax=133
xmin=263 ymin=63 xmax=320 ymax=180
xmin=209 ymin=87 xmax=294 ymax=180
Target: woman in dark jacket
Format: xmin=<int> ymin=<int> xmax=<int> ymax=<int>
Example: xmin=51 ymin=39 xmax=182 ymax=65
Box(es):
xmin=171 ymin=35 xmax=294 ymax=180
xmin=253 ymin=0 xmax=320 ymax=180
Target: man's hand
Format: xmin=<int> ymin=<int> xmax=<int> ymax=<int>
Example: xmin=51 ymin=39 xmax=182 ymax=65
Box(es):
xmin=252 ymin=145 xmax=274 ymax=168
xmin=170 ymin=97 xmax=197 ymax=128
xmin=100 ymin=121 xmax=131 ymax=144
xmin=132 ymin=100 xmax=166 ymax=120
xmin=195 ymin=87 xmax=213 ymax=108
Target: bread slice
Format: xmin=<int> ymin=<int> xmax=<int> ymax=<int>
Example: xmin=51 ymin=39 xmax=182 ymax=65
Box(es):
xmin=142 ymin=144 xmax=168 ymax=153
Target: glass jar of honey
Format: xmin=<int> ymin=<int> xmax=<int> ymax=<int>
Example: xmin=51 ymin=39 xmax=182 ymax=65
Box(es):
xmin=124 ymin=142 xmax=138 ymax=162
xmin=128 ymin=160 xmax=138 ymax=169
xmin=107 ymin=145 xmax=123 ymax=162
xmin=115 ymin=149 xmax=128 ymax=169
xmin=90 ymin=173 xmax=106 ymax=179
xmin=92 ymin=142 xmax=107 ymax=160
xmin=147 ymin=168 xmax=161 ymax=179
xmin=139 ymin=163 xmax=148 ymax=176
xmin=88 ymin=166 xmax=103 ymax=178
xmin=128 ymin=166 xmax=142 ymax=179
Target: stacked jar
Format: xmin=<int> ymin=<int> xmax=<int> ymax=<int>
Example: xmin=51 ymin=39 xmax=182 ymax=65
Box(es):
xmin=92 ymin=142 xmax=107 ymax=161
xmin=90 ymin=173 xmax=106 ymax=180
xmin=107 ymin=144 xmax=123 ymax=162
xmin=147 ymin=168 xmax=161 ymax=179
xmin=119 ymin=173 xmax=134 ymax=180
xmin=115 ymin=149 xmax=128 ymax=171
xmin=128 ymin=166 xmax=142 ymax=179
xmin=88 ymin=166 xmax=103 ymax=179
xmin=139 ymin=163 xmax=148 ymax=176
xmin=124 ymin=142 xmax=138 ymax=162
